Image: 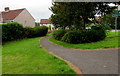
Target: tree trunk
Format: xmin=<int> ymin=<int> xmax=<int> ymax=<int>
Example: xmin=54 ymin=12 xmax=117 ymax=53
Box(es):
xmin=83 ymin=19 xmax=86 ymax=30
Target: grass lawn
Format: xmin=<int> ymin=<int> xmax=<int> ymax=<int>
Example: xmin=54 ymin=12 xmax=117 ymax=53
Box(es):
xmin=49 ymin=32 xmax=120 ymax=49
xmin=2 ymin=36 xmax=76 ymax=74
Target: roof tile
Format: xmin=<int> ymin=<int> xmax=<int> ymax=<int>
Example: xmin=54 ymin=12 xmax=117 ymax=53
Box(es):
xmin=1 ymin=9 xmax=24 ymax=21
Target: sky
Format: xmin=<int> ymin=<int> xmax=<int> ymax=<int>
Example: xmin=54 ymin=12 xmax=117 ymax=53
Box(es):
xmin=0 ymin=0 xmax=53 ymax=22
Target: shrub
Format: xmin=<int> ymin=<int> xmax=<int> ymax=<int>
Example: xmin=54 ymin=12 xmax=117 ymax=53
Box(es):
xmin=61 ymin=29 xmax=106 ymax=44
xmin=1 ymin=23 xmax=48 ymax=43
xmin=61 ymin=31 xmax=81 ymax=44
xmin=80 ymin=29 xmax=106 ymax=43
xmin=91 ymin=26 xmax=104 ymax=30
xmin=110 ymin=25 xmax=120 ymax=29
xmin=33 ymin=26 xmax=48 ymax=37
xmin=2 ymin=22 xmax=25 ymax=42
xmin=52 ymin=29 xmax=68 ymax=40
xmin=24 ymin=27 xmax=35 ymax=38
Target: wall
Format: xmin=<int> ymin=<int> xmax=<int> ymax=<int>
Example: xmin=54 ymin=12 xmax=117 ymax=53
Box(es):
xmin=0 ymin=13 xmax=3 ymax=23
xmin=14 ymin=9 xmax=35 ymax=28
xmin=40 ymin=24 xmax=54 ymax=30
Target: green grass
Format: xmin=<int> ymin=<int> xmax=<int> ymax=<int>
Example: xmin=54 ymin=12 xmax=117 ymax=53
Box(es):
xmin=49 ymin=32 xmax=120 ymax=49
xmin=2 ymin=36 xmax=76 ymax=74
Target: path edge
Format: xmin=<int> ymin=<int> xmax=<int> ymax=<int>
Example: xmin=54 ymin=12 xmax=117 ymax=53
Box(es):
xmin=40 ymin=37 xmax=83 ymax=75
xmin=49 ymin=36 xmax=119 ymax=51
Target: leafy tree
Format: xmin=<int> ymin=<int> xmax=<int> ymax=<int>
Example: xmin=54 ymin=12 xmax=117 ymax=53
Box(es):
xmin=35 ymin=22 xmax=40 ymax=27
xmin=96 ymin=9 xmax=120 ymax=29
xmin=50 ymin=2 xmax=118 ymax=30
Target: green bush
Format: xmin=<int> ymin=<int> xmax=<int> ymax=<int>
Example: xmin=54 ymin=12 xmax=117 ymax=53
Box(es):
xmin=61 ymin=31 xmax=81 ymax=44
xmin=110 ymin=25 xmax=120 ymax=29
xmin=33 ymin=26 xmax=48 ymax=37
xmin=52 ymin=29 xmax=68 ymax=40
xmin=2 ymin=23 xmax=48 ymax=43
xmin=81 ymin=29 xmax=106 ymax=43
xmin=2 ymin=22 xmax=25 ymax=42
xmin=61 ymin=29 xmax=106 ymax=44
xmin=91 ymin=26 xmax=104 ymax=30
xmin=24 ymin=27 xmax=35 ymax=38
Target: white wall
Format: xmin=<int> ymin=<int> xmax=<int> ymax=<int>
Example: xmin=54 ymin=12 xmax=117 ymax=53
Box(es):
xmin=118 ymin=5 xmax=120 ymax=10
xmin=0 ymin=13 xmax=3 ymax=23
xmin=14 ymin=9 xmax=35 ymax=28
xmin=40 ymin=24 xmax=54 ymax=30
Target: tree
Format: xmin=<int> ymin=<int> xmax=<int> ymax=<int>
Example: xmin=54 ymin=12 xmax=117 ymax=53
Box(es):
xmin=35 ymin=22 xmax=40 ymax=27
xmin=50 ymin=2 xmax=118 ymax=30
xmin=96 ymin=9 xmax=120 ymax=29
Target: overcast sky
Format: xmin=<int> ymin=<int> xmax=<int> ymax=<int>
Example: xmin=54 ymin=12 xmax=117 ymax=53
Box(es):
xmin=0 ymin=0 xmax=53 ymax=22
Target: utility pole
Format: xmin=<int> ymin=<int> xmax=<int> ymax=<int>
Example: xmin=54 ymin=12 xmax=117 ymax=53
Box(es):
xmin=115 ymin=16 xmax=118 ymax=35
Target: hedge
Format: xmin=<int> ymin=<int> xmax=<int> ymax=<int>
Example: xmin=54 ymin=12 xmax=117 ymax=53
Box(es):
xmin=2 ymin=22 xmax=25 ymax=42
xmin=24 ymin=27 xmax=35 ymax=38
xmin=33 ymin=26 xmax=48 ymax=37
xmin=52 ymin=28 xmax=106 ymax=44
xmin=61 ymin=31 xmax=81 ymax=44
xmin=1 ymin=22 xmax=48 ymax=43
xmin=61 ymin=29 xmax=106 ymax=44
xmin=52 ymin=29 xmax=68 ymax=40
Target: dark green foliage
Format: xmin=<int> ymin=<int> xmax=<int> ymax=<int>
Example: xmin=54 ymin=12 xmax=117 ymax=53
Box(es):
xmin=61 ymin=29 xmax=106 ymax=44
xmin=33 ymin=26 xmax=48 ymax=37
xmin=2 ymin=22 xmax=25 ymax=42
xmin=110 ymin=26 xmax=120 ymax=29
xmin=24 ymin=26 xmax=48 ymax=38
xmin=91 ymin=25 xmax=104 ymax=30
xmin=35 ymin=22 xmax=39 ymax=27
xmin=24 ymin=27 xmax=35 ymax=38
xmin=1 ymin=23 xmax=48 ymax=43
xmin=61 ymin=31 xmax=81 ymax=44
xmin=50 ymin=2 xmax=118 ymax=30
xmin=52 ymin=29 xmax=67 ymax=40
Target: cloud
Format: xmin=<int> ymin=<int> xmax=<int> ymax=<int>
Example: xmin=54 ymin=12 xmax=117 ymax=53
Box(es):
xmin=0 ymin=0 xmax=53 ymax=22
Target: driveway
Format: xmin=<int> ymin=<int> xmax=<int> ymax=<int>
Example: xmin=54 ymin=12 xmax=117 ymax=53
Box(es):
xmin=40 ymin=36 xmax=118 ymax=74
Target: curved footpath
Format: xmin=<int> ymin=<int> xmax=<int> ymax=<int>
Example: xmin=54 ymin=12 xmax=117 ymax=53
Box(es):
xmin=40 ymin=36 xmax=118 ymax=74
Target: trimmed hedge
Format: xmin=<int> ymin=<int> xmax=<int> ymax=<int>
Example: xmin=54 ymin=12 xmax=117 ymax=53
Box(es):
xmin=52 ymin=28 xmax=106 ymax=44
xmin=61 ymin=29 xmax=106 ymax=44
xmin=1 ymin=22 xmax=48 ymax=43
xmin=2 ymin=22 xmax=25 ymax=42
xmin=33 ymin=26 xmax=48 ymax=37
xmin=52 ymin=29 xmax=68 ymax=40
xmin=24 ymin=26 xmax=48 ymax=38
xmin=61 ymin=31 xmax=81 ymax=44
xmin=24 ymin=27 xmax=35 ymax=38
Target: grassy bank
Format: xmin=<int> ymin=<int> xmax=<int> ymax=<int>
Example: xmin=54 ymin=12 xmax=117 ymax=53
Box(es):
xmin=50 ymin=32 xmax=119 ymax=49
xmin=2 ymin=37 xmax=75 ymax=74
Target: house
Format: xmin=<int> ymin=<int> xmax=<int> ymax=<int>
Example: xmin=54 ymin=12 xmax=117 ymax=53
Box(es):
xmin=40 ymin=19 xmax=54 ymax=30
xmin=0 ymin=7 xmax=35 ymax=27
xmin=40 ymin=19 xmax=52 ymax=26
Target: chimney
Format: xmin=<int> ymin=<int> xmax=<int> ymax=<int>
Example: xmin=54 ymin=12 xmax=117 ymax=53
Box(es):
xmin=5 ymin=7 xmax=10 ymax=11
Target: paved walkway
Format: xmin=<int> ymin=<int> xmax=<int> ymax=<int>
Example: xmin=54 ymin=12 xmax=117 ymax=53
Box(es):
xmin=40 ymin=36 xmax=118 ymax=74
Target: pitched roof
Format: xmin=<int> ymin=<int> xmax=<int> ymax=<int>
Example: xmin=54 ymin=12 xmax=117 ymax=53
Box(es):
xmin=40 ymin=19 xmax=51 ymax=24
xmin=1 ymin=8 xmax=24 ymax=21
